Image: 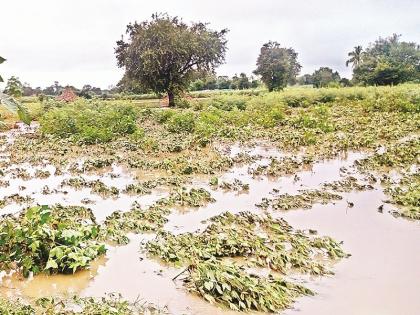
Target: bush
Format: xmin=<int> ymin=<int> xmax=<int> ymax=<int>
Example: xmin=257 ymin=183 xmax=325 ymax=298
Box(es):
xmin=166 ymin=111 xmax=196 ymax=133
xmin=40 ymin=100 xmax=138 ymax=143
xmin=0 ymin=205 xmax=106 ymax=277
xmin=207 ymin=95 xmax=248 ymax=111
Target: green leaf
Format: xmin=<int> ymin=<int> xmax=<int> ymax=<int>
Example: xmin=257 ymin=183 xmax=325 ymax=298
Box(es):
xmin=0 ymin=92 xmax=32 ymax=125
xmin=18 ymin=105 xmax=31 ymax=125
xmin=50 ymin=246 xmax=64 ymax=260
xmin=204 ymin=281 xmax=214 ymax=291
xmin=0 ymin=92 xmax=19 ymax=113
xmin=45 ymin=259 xmax=58 ymax=270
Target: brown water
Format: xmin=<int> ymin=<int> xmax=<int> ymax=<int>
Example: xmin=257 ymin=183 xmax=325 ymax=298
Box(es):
xmin=1 ymin=130 xmax=419 ymax=315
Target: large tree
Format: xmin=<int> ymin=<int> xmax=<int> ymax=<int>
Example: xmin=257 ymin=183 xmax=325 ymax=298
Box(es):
xmin=311 ymin=67 xmax=341 ymax=88
xmin=352 ymin=34 xmax=420 ymax=85
xmin=115 ymin=13 xmax=228 ymax=106
xmin=254 ymin=41 xmax=301 ymax=91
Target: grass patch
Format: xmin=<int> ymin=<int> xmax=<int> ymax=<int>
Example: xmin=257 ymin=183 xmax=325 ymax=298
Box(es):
xmin=40 ymin=100 xmax=138 ymax=144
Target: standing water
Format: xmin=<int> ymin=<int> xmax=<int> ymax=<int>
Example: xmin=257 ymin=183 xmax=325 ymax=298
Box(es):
xmin=0 ymin=132 xmax=419 ymax=315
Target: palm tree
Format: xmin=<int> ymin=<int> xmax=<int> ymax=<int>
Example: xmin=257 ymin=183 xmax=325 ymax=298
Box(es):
xmin=346 ymin=46 xmax=363 ymax=68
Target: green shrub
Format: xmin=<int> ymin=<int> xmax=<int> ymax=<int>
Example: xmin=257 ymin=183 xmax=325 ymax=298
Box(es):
xmin=166 ymin=111 xmax=196 ymax=133
xmin=175 ymin=97 xmax=192 ymax=108
xmin=0 ymin=205 xmax=106 ymax=277
xmin=40 ymin=100 xmax=138 ymax=143
xmin=207 ymin=95 xmax=248 ymax=111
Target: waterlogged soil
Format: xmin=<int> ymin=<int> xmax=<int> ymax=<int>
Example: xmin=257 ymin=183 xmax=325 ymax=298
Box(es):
xmin=1 ymin=126 xmax=419 ymax=315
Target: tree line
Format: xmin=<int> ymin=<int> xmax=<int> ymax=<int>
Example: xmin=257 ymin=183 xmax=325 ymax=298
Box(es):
xmin=115 ymin=14 xmax=419 ymax=105
xmin=2 ymin=13 xmax=419 ymax=106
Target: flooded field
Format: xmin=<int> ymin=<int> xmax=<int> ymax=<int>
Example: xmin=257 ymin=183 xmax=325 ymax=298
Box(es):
xmin=1 ymin=123 xmax=419 ymax=314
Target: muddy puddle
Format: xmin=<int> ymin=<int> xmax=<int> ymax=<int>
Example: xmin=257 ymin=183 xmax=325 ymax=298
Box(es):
xmin=0 ymin=128 xmax=419 ymax=315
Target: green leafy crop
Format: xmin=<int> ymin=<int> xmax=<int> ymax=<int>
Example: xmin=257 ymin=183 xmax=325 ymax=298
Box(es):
xmin=0 ymin=205 xmax=106 ymax=277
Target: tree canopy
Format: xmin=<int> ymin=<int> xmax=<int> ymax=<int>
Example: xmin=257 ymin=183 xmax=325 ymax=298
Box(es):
xmin=254 ymin=41 xmax=301 ymax=91
xmin=115 ymin=13 xmax=228 ymax=106
xmin=351 ymin=34 xmax=420 ymax=85
xmin=311 ymin=67 xmax=341 ymax=88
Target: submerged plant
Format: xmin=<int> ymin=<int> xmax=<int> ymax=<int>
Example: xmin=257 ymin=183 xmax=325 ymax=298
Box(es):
xmin=0 ymin=293 xmax=167 ymax=314
xmin=185 ymin=259 xmax=313 ymax=312
xmin=147 ymin=211 xmax=346 ymax=312
xmin=0 ymin=205 xmax=106 ymax=277
xmin=257 ymin=189 xmax=343 ymax=210
xmin=150 ymin=211 xmax=346 ymax=273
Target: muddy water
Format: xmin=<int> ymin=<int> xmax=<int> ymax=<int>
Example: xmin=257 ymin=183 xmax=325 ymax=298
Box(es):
xmin=1 ymin=135 xmax=419 ymax=315
xmin=281 ymin=190 xmax=420 ymax=315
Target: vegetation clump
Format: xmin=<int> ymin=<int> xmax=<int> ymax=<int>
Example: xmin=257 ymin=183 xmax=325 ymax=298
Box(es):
xmin=146 ymin=211 xmax=346 ymax=312
xmin=162 ymin=187 xmax=216 ymax=207
xmin=357 ymin=139 xmax=419 ymax=171
xmin=100 ymin=203 xmax=170 ymax=244
xmin=40 ymin=101 xmax=138 ymax=143
xmin=185 ymin=259 xmax=313 ymax=312
xmin=0 ymin=205 xmax=106 ymax=277
xmin=0 ymin=294 xmax=166 ymax=314
xmin=386 ymin=172 xmax=420 ymax=220
xmin=323 ymin=176 xmax=374 ymax=192
xmin=61 ymin=177 xmax=120 ymax=197
xmin=257 ymin=190 xmax=343 ymax=211
xmin=147 ymin=211 xmax=347 ymax=273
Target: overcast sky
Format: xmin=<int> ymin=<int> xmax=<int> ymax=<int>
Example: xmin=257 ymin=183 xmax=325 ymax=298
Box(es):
xmin=0 ymin=0 xmax=419 ymax=89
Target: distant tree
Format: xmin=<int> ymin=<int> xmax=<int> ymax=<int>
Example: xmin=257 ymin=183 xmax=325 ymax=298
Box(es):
xmin=22 ymin=82 xmax=36 ymax=96
xmin=346 ymin=46 xmax=363 ymax=68
xmin=203 ymin=75 xmax=217 ymax=90
xmin=115 ymin=13 xmax=228 ymax=106
xmin=4 ymin=76 xmax=23 ymax=97
xmin=43 ymin=85 xmax=55 ymax=96
xmin=238 ymin=73 xmax=250 ymax=89
xmin=34 ymin=87 xmax=42 ymax=95
xmin=53 ymin=81 xmax=63 ymax=95
xmin=339 ymin=78 xmax=352 ymax=87
xmin=296 ymin=74 xmax=314 ymax=86
xmin=78 ymin=85 xmax=101 ymax=99
xmin=190 ymin=79 xmax=205 ymax=91
xmin=43 ymin=82 xmax=64 ymax=96
xmin=79 ymin=85 xmax=93 ymax=99
xmin=250 ymin=75 xmax=260 ymax=89
xmin=254 ymin=41 xmax=301 ymax=91
xmin=230 ymin=74 xmax=239 ymax=89
xmin=311 ymin=67 xmax=341 ymax=88
xmin=216 ymin=76 xmax=231 ymax=89
xmin=352 ymin=34 xmax=420 ymax=85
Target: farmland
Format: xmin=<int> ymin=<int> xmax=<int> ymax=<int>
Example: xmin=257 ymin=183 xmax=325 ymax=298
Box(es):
xmin=0 ymin=84 xmax=419 ymax=314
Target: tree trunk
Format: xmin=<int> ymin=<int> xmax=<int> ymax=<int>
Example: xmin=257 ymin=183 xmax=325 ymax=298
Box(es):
xmin=168 ymin=91 xmax=175 ymax=107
